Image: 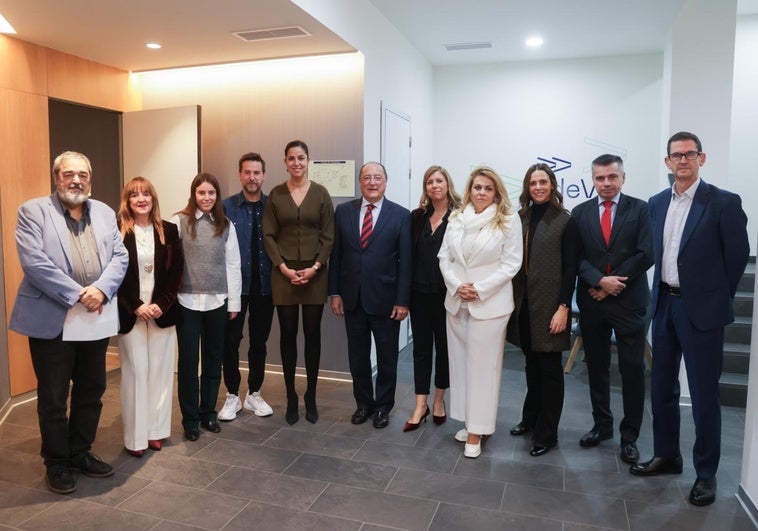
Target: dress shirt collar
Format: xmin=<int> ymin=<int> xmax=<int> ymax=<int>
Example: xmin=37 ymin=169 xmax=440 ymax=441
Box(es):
xmin=671 ymin=178 xmax=700 ymax=200
xmin=361 ymin=196 xmax=384 ymax=210
xmin=597 ymin=193 xmax=620 ymax=206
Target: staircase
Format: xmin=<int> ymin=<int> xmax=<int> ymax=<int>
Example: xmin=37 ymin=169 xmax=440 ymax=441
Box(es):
xmin=720 ymin=259 xmax=755 ymax=407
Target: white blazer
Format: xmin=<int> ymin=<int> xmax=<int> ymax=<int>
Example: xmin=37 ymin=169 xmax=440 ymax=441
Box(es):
xmin=438 ymin=210 xmax=523 ymax=320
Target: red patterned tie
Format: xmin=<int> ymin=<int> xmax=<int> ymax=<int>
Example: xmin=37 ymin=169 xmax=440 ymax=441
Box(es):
xmin=361 ymin=204 xmax=374 ymax=249
xmin=601 ymin=200 xmax=613 ymax=273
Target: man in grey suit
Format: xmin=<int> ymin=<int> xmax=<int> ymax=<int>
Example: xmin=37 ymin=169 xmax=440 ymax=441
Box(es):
xmin=10 ymin=151 xmax=128 ymax=494
xmin=572 ymin=154 xmax=653 ymax=464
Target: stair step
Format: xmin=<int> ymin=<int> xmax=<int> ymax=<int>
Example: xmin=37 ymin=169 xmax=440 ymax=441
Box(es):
xmin=724 ymin=316 xmax=753 ymax=344
xmin=723 ymin=342 xmax=751 ymax=374
xmin=737 ymin=266 xmax=755 ymax=293
xmin=734 ymin=292 xmax=754 ymax=318
xmin=720 ymin=373 xmax=748 ymax=408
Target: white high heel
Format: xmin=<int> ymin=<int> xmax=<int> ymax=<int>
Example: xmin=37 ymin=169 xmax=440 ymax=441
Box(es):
xmin=464 ymin=441 xmax=481 ymax=458
xmin=454 ymin=428 xmax=468 ymax=442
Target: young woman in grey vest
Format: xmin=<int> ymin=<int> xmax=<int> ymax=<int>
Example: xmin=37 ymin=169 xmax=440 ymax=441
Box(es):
xmin=172 ymin=173 xmax=241 ymax=441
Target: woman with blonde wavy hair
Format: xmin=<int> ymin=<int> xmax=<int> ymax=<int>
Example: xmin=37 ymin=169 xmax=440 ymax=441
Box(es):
xmin=117 ymin=177 xmax=184 ymax=456
xmin=437 ymin=166 xmax=523 ymax=458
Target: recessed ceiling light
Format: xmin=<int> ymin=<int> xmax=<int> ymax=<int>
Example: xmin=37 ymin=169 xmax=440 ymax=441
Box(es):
xmin=525 ymin=36 xmax=544 ymax=48
xmin=0 ymin=13 xmax=17 ymax=34
xmin=146 ymin=42 xmax=162 ymax=50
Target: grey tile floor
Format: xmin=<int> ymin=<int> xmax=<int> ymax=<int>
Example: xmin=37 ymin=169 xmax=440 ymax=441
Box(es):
xmin=0 ymin=345 xmax=753 ymax=530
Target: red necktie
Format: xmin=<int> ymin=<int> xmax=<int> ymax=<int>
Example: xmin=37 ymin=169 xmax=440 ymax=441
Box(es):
xmin=361 ymin=204 xmax=374 ymax=249
xmin=601 ymin=200 xmax=613 ymax=273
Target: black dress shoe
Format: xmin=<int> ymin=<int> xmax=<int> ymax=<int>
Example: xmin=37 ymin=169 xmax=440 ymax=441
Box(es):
xmin=201 ymin=419 xmax=221 ymax=433
xmin=629 ymin=456 xmax=683 ymax=476
xmin=510 ymin=422 xmax=531 ymax=436
xmin=46 ymin=465 xmax=76 ymax=494
xmin=529 ymin=443 xmax=554 ymax=457
xmin=689 ymin=476 xmax=717 ymax=506
xmin=579 ymin=429 xmax=613 ymax=448
xmin=373 ymin=411 xmax=390 ymax=429
xmin=351 ymin=408 xmax=373 ymax=425
xmin=69 ymin=452 xmax=114 ymax=478
xmin=184 ymin=428 xmax=200 ymax=441
xmin=620 ymin=441 xmax=640 ymax=464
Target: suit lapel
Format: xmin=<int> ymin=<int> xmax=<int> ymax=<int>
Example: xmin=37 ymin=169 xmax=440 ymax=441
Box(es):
xmin=586 ymin=200 xmax=606 ymax=249
xmin=349 ymin=199 xmax=362 ymax=248
xmin=679 ymin=181 xmax=709 ymax=253
xmin=608 ymin=194 xmax=630 ymax=248
xmin=48 ymin=195 xmax=74 ymax=268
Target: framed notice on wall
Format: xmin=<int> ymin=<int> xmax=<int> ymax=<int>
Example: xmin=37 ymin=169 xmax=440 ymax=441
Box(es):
xmin=309 ymin=160 xmax=355 ymax=197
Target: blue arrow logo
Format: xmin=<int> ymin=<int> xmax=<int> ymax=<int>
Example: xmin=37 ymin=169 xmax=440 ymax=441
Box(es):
xmin=537 ymin=157 xmax=572 ymax=172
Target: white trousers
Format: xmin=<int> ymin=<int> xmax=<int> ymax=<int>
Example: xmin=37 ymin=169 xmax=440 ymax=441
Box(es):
xmin=118 ymin=320 xmax=176 ymax=450
xmin=447 ymin=307 xmax=509 ymax=435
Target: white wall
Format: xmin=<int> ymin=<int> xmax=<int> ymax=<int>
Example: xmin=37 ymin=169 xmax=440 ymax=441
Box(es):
xmin=292 ymin=0 xmax=434 ymax=205
xmin=433 ymin=54 xmax=663 ymax=210
xmin=730 ymin=15 xmax=758 ymax=252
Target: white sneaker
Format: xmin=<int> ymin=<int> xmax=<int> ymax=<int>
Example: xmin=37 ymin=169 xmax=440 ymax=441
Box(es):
xmin=455 ymin=428 xmax=468 ymax=442
xmin=218 ymin=393 xmax=241 ymax=421
xmin=243 ymin=391 xmax=273 ymax=417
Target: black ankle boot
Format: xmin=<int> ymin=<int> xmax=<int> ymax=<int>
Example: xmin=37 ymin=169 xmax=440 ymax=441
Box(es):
xmin=304 ymin=391 xmax=318 ymax=424
xmin=286 ymin=394 xmax=299 ymax=425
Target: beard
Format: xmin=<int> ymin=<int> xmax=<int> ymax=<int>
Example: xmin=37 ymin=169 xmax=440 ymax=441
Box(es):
xmin=57 ymin=186 xmax=89 ymax=206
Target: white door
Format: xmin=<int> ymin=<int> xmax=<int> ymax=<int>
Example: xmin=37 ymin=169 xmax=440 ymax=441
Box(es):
xmin=122 ymin=105 xmax=201 ymax=217
xmin=381 ymin=103 xmax=412 ymax=350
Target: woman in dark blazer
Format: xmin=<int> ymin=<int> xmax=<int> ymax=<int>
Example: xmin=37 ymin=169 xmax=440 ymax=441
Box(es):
xmin=118 ymin=177 xmax=184 ymax=457
xmin=507 ymin=163 xmax=578 ymax=457
xmin=263 ymin=140 xmax=334 ymax=425
xmin=404 ymin=166 xmax=461 ymax=432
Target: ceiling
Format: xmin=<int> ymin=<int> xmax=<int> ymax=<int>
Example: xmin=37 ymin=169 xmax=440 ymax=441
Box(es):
xmin=1 ymin=0 xmax=757 ymax=72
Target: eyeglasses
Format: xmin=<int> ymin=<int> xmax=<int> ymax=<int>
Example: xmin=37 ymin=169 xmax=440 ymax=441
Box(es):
xmin=361 ymin=175 xmax=386 ymax=183
xmin=60 ymin=171 xmax=91 ymax=182
xmin=668 ymin=151 xmax=701 ymax=162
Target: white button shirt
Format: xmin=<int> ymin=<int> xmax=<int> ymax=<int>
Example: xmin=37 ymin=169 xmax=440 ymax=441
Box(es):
xmin=661 ymin=178 xmax=701 ymax=287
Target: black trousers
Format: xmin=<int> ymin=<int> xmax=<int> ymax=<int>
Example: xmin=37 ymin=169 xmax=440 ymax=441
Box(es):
xmin=222 ymin=293 xmax=274 ymax=395
xmin=409 ymin=289 xmax=449 ymax=394
xmin=276 ymin=304 xmax=324 ymax=400
xmin=518 ymin=298 xmax=564 ymax=446
xmin=580 ymin=304 xmax=646 ymax=442
xmin=177 ymin=303 xmax=228 ymax=430
xmin=344 ymin=303 xmax=400 ymax=414
xmin=29 ymin=335 xmax=109 ymax=467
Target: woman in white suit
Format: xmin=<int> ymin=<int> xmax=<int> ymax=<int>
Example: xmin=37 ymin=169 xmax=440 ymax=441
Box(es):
xmin=438 ymin=166 xmax=523 ymax=458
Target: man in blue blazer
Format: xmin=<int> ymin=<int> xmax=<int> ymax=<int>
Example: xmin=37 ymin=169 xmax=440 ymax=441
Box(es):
xmin=10 ymin=151 xmax=128 ymax=494
xmin=572 ymin=154 xmax=653 ymax=464
xmin=329 ymin=162 xmax=412 ymax=428
xmin=631 ymin=132 xmax=749 ymax=507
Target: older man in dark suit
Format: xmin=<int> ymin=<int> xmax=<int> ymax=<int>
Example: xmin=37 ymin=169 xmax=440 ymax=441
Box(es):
xmin=572 ymin=154 xmax=653 ymax=465
xmin=329 ymin=161 xmax=412 ymax=429
xmin=631 ymin=132 xmax=749 ymax=507
xmin=10 ymin=151 xmax=128 ymax=494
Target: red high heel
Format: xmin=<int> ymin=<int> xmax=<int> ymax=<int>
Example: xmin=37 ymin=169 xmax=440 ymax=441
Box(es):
xmin=148 ymin=439 xmax=163 ymax=451
xmin=432 ymin=400 xmax=447 ymax=425
xmin=126 ymin=448 xmax=145 ymax=458
xmin=403 ymin=406 xmax=430 ymax=432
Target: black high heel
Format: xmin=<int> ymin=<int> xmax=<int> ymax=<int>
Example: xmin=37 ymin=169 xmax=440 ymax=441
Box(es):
xmin=304 ymin=391 xmax=318 ymax=424
xmin=286 ymin=394 xmax=299 ymax=425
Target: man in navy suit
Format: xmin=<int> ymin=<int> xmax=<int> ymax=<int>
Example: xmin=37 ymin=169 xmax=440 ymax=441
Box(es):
xmin=10 ymin=151 xmax=128 ymax=494
xmin=572 ymin=154 xmax=653 ymax=465
xmin=631 ymin=132 xmax=749 ymax=507
xmin=329 ymin=162 xmax=412 ymax=428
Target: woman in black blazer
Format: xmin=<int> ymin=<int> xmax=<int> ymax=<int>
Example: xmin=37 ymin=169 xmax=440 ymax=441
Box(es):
xmin=117 ymin=177 xmax=183 ymax=457
xmin=404 ymin=166 xmax=461 ymax=432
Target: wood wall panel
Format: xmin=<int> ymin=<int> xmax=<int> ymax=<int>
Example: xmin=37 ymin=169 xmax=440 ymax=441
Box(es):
xmin=46 ymin=48 xmax=141 ymax=112
xmin=0 ymin=88 xmax=50 ymax=395
xmin=0 ymin=35 xmax=47 ymax=95
xmin=1 ymin=36 xmax=138 ymax=397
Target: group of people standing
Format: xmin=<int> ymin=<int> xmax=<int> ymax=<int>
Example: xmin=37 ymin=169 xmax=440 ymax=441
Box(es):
xmin=10 ymin=131 xmax=749 ymax=508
